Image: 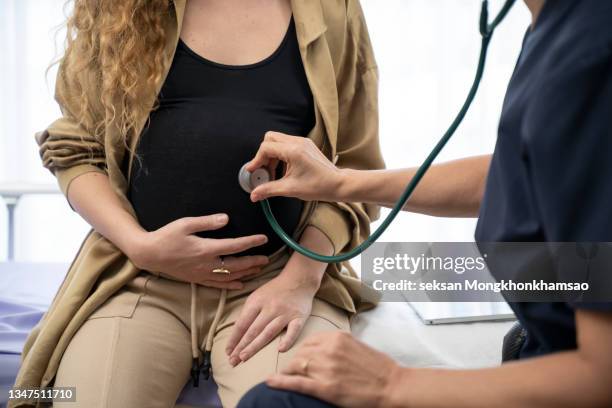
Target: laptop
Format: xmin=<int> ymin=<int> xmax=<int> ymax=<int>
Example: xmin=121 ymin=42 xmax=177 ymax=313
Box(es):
xmin=409 ymin=302 xmax=515 ymax=325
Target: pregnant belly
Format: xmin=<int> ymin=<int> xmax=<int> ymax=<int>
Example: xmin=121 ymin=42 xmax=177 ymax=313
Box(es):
xmin=128 ymin=107 xmax=305 ymax=257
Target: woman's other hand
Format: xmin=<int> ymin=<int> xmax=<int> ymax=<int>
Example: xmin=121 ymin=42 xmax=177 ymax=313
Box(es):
xmin=128 ymin=213 xmax=269 ymax=289
xmin=225 ymin=226 xmax=332 ymax=364
xmin=225 ymin=270 xmax=317 ymax=365
xmin=246 ymin=131 xmax=344 ymax=202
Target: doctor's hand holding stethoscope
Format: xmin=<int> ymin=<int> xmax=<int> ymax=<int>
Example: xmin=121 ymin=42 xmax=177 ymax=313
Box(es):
xmin=246 ymin=131 xmax=491 ymax=219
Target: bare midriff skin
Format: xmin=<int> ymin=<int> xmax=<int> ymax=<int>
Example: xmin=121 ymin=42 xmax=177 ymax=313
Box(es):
xmin=68 ymin=0 xmax=333 ymax=367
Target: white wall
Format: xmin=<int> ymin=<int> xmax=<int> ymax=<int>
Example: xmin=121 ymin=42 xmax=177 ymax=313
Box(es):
xmin=0 ymin=0 xmax=531 ymax=263
xmin=0 ymin=0 xmax=91 ymax=262
xmin=361 ymin=0 xmax=529 ymax=245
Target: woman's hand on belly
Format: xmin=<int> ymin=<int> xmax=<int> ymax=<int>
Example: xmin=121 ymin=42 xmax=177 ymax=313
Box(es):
xmin=129 ymin=213 xmax=269 ymax=289
xmin=225 ymin=227 xmax=332 ymax=365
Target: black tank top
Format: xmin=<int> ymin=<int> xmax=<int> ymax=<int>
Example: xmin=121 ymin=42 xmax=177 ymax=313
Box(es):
xmin=126 ymin=17 xmax=315 ymax=256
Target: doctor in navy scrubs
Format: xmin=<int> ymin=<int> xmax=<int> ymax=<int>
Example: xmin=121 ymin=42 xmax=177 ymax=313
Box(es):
xmin=237 ymin=0 xmax=612 ymax=407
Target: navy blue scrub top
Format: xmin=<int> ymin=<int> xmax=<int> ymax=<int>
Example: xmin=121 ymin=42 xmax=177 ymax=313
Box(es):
xmin=475 ymin=0 xmax=612 ymax=359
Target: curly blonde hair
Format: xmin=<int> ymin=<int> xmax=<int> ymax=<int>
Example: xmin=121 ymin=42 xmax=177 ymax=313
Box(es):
xmin=58 ymin=0 xmax=171 ymax=148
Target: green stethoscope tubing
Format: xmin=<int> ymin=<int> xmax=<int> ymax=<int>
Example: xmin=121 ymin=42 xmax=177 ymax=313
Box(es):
xmin=260 ymin=0 xmax=516 ymax=263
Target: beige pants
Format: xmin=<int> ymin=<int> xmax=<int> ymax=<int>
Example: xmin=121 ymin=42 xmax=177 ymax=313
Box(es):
xmin=53 ymin=261 xmax=349 ymax=408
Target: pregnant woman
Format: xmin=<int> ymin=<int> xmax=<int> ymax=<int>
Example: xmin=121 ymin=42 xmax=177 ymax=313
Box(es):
xmin=11 ymin=0 xmax=383 ymax=407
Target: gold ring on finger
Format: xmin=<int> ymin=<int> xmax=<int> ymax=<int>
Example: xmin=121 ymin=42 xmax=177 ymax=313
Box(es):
xmin=212 ymin=257 xmax=231 ymax=275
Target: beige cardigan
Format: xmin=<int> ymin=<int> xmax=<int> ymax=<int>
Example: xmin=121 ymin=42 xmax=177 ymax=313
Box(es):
xmin=10 ymin=1 xmax=384 ymax=406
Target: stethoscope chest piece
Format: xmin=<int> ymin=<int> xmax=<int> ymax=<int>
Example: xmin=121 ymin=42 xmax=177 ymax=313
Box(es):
xmin=238 ymin=163 xmax=271 ymax=193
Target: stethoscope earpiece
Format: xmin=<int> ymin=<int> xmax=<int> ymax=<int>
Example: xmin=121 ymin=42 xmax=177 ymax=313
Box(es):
xmin=238 ymin=163 xmax=271 ymax=193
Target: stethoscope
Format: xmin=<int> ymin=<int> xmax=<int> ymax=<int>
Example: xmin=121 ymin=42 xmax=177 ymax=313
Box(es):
xmin=238 ymin=0 xmax=516 ymax=263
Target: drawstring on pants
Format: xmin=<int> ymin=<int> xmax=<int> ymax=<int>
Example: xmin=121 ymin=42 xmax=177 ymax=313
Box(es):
xmin=190 ymin=282 xmax=227 ymax=387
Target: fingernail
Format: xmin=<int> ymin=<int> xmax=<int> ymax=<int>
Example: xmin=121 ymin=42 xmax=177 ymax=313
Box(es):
xmin=216 ymin=214 xmax=229 ymax=223
xmin=230 ymin=356 xmax=240 ymax=366
xmin=261 ymin=236 xmax=269 ymax=243
xmin=239 ymin=352 xmax=248 ymax=360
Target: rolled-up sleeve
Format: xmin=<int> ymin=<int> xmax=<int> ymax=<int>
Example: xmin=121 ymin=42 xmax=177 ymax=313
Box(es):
xmin=36 ymin=58 xmax=107 ymax=207
xmin=307 ymin=202 xmax=352 ymax=255
xmin=307 ymin=0 xmax=385 ymax=255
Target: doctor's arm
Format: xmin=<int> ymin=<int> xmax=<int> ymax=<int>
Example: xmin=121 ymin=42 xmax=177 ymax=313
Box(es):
xmin=247 ymin=132 xmax=490 ymax=218
xmin=268 ymin=309 xmax=612 ymax=408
